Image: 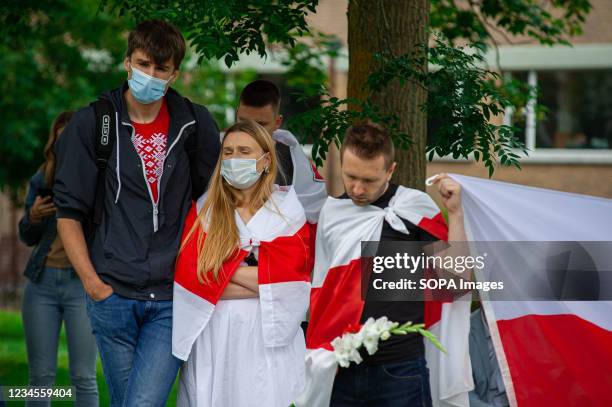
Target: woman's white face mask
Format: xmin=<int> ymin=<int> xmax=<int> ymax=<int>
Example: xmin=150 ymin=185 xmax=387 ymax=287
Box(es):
xmin=220 ymin=153 xmax=268 ymax=189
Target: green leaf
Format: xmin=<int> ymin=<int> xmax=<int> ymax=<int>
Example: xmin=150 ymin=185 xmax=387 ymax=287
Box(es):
xmin=417 ymin=328 xmax=447 ymax=354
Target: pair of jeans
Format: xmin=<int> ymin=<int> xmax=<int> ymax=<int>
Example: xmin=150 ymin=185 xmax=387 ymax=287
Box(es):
xmin=86 ymin=292 xmax=181 ymax=407
xmin=330 ymin=356 xmax=432 ymax=407
xmin=21 ymin=267 xmax=99 ymax=407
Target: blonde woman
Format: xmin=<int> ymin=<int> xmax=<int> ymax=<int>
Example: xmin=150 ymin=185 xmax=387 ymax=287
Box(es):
xmin=172 ymin=120 xmax=311 ymax=407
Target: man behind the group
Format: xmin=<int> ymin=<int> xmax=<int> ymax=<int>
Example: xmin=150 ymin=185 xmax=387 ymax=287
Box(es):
xmin=236 ymin=79 xmax=294 ymax=185
xmin=236 ymin=79 xmax=327 ymax=224
xmin=54 ymin=20 xmax=220 ymax=406
xmin=305 ymin=123 xmax=468 ymax=406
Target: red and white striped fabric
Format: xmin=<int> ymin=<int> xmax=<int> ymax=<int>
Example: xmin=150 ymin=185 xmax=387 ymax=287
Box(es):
xmin=273 ymin=129 xmax=327 ymax=257
xmin=295 ymin=186 xmax=473 ymax=407
xmin=452 ymin=174 xmax=612 ymax=407
xmin=172 ymin=186 xmax=312 ymax=361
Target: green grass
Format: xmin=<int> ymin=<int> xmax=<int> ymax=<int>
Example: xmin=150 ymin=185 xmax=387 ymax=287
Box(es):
xmin=0 ymin=310 xmax=178 ymax=406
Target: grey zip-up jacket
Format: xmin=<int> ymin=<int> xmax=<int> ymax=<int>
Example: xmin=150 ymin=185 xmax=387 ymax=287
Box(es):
xmin=54 ymin=83 xmax=220 ymax=300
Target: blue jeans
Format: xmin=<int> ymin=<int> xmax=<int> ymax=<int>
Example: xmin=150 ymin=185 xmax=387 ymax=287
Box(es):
xmin=21 ymin=267 xmax=99 ymax=407
xmin=330 ymin=356 xmax=433 ymax=407
xmin=85 ymin=293 xmax=181 ymax=407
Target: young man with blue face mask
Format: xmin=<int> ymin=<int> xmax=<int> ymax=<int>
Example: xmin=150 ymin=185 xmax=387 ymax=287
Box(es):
xmin=53 ymin=19 xmax=220 ymax=407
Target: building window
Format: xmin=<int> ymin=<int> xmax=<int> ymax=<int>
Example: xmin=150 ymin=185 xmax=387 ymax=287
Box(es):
xmin=506 ymin=69 xmax=612 ymax=151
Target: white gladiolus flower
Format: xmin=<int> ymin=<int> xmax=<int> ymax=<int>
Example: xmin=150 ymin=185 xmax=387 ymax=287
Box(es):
xmin=348 ymin=347 xmax=363 ymax=365
xmin=331 ymin=334 xmax=352 ymax=367
xmin=360 ymin=318 xmax=381 ymax=355
xmin=332 ymin=317 xmax=417 ymax=367
xmin=350 ymin=328 xmax=364 ymax=349
xmin=373 ymin=316 xmax=397 ymax=334
xmin=362 ymin=334 xmax=379 ymax=355
xmin=332 ymin=331 xmax=365 ymax=367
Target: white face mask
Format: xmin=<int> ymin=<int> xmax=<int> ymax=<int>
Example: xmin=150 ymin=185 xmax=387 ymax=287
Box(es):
xmin=220 ymin=154 xmax=267 ymax=189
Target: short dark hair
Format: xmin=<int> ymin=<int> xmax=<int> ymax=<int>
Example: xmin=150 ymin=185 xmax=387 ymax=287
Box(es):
xmin=239 ymin=80 xmax=281 ymax=113
xmin=127 ymin=19 xmax=186 ymax=70
xmin=340 ymin=122 xmax=395 ymax=169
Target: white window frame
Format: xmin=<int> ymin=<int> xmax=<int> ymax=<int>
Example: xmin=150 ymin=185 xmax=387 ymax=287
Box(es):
xmin=437 ymin=44 xmax=612 ymax=164
xmin=500 ymin=67 xmax=612 ymax=164
xmin=496 ymin=44 xmax=612 ymax=164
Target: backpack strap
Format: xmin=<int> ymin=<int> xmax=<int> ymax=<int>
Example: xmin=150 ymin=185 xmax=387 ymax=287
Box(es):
xmin=183 ymin=97 xmax=204 ymax=200
xmin=90 ymin=98 xmax=115 ymax=225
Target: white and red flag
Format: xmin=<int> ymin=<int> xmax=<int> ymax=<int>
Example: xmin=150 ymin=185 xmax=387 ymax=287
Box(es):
xmin=452 ymin=174 xmax=612 ymax=406
xmin=172 ymin=186 xmax=312 ymax=361
xmin=272 ymin=129 xmax=327 ymax=224
xmin=296 ymin=186 xmax=473 ymax=407
xmin=273 ymin=129 xmax=327 ymax=256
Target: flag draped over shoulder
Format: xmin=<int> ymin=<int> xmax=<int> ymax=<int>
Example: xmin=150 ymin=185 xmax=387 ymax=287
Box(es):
xmin=273 ymin=129 xmax=326 ymax=224
xmin=451 ymin=174 xmax=612 ymax=406
xmin=274 ymin=128 xmax=327 ymax=260
xmin=172 ymin=186 xmax=312 ymax=361
xmin=296 ymin=186 xmax=473 ymax=407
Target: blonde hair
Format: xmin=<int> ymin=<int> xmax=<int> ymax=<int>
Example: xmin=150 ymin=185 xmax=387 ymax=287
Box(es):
xmin=181 ymin=120 xmax=278 ymax=283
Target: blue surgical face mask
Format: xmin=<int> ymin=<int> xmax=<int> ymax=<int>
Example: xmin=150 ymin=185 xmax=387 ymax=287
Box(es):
xmin=127 ymin=65 xmax=170 ymax=104
xmin=220 ymin=154 xmax=268 ymax=190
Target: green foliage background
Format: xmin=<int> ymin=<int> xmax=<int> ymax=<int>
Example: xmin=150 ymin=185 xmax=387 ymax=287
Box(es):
xmin=0 ymin=0 xmax=260 ymax=202
xmin=0 ymin=0 xmax=593 ymax=199
xmin=0 ymin=0 xmax=131 ymax=201
xmin=98 ymin=0 xmax=592 ymax=176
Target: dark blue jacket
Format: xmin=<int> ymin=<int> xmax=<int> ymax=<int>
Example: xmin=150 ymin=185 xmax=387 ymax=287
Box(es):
xmin=19 ymin=171 xmax=59 ymax=282
xmin=53 ymin=83 xmax=220 ymax=300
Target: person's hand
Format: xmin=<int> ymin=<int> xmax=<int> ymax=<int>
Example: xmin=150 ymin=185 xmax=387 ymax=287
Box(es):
xmin=85 ymin=278 xmax=114 ymax=302
xmin=29 ymin=196 xmax=56 ymax=224
xmin=431 ymin=173 xmax=463 ymax=216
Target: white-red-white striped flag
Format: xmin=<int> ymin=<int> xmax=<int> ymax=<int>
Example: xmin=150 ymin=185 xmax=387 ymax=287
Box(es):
xmin=452 ymin=173 xmax=612 ymax=407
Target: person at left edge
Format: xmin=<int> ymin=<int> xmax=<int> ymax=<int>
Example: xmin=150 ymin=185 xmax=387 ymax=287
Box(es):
xmin=19 ymin=111 xmax=99 ymax=407
xmin=53 ymin=20 xmax=221 ymax=407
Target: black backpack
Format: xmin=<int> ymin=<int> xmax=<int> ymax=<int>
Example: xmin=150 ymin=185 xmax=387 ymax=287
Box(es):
xmin=90 ymin=98 xmax=203 ymax=227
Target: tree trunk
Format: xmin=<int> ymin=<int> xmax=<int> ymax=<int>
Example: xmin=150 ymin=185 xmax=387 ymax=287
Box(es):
xmin=347 ymin=0 xmax=430 ymax=190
